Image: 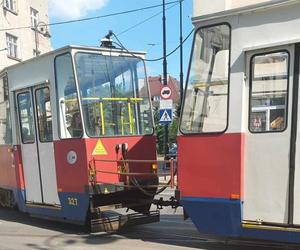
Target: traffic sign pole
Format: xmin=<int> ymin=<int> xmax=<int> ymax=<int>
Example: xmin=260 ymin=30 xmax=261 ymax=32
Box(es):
xmin=162 ymin=0 xmax=169 ymax=159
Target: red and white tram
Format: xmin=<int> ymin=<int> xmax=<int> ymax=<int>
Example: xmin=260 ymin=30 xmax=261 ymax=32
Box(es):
xmin=178 ymin=0 xmax=300 ymax=244
xmin=0 ymin=44 xmax=159 ymax=231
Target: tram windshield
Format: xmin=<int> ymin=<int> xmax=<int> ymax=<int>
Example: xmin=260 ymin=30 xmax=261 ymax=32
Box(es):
xmin=74 ymin=53 xmax=153 ymax=137
xmin=180 ymin=24 xmax=230 ymax=133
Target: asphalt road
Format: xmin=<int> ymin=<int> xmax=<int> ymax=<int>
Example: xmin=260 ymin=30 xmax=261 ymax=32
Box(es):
xmin=0 ymin=189 xmax=298 ymax=250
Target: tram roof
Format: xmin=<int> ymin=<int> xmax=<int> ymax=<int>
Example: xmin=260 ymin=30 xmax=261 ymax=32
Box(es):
xmin=0 ymin=45 xmax=146 ymax=75
xmin=192 ymin=0 xmax=298 ymax=24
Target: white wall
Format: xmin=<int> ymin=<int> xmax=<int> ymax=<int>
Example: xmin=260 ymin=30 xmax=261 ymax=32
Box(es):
xmin=0 ymin=0 xmax=51 ymax=71
xmin=193 ymin=0 xmax=280 ymax=17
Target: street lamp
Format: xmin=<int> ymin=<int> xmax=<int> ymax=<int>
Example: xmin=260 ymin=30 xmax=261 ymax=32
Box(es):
xmin=34 ymin=21 xmax=51 ymax=57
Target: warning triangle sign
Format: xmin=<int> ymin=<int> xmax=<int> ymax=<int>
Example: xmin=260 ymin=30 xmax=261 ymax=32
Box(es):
xmin=92 ymin=139 xmax=108 ymax=156
xmin=160 ymin=110 xmax=172 ymax=122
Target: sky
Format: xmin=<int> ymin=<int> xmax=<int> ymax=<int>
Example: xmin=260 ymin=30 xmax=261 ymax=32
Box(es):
xmin=48 ymin=0 xmax=194 ymax=81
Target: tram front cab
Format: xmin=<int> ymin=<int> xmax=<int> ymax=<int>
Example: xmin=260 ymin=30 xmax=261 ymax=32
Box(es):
xmin=178 ymin=1 xmax=300 ymax=244
xmin=56 ymin=49 xmax=158 ymax=211
xmin=8 ymin=45 xmax=158 ymax=231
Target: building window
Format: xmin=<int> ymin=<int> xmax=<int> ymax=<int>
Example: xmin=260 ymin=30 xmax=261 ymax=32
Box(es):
xmin=33 ymin=49 xmax=40 ymax=57
xmin=6 ymin=33 xmax=18 ymax=59
xmin=30 ymin=7 xmax=39 ymax=28
xmin=153 ymin=96 xmax=160 ymax=101
xmin=4 ymin=0 xmax=16 ymax=12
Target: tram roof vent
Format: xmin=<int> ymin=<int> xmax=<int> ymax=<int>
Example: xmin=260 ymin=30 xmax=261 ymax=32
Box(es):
xmin=100 ymin=30 xmax=115 ymax=49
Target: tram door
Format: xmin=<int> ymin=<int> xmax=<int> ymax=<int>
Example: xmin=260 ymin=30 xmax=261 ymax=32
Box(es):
xmin=15 ymin=84 xmax=60 ymax=205
xmin=244 ymin=47 xmax=293 ymax=224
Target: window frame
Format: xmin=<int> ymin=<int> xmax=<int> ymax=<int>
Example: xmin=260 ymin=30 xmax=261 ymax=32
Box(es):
xmin=30 ymin=7 xmax=39 ymax=28
xmin=54 ymin=52 xmax=83 ymax=140
xmin=35 ymin=86 xmax=53 ymax=143
xmin=248 ymin=50 xmax=290 ymax=134
xmin=73 ymin=51 xmax=155 ymax=138
xmin=0 ymin=74 xmax=12 ymax=146
xmin=3 ymin=0 xmax=17 ymax=14
xmin=17 ymin=91 xmax=35 ymax=145
xmin=6 ymin=33 xmax=19 ymax=60
xmin=179 ymin=22 xmax=232 ymax=135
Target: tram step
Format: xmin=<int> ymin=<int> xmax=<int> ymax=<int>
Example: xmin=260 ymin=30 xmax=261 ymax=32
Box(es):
xmin=90 ymin=210 xmax=160 ymax=233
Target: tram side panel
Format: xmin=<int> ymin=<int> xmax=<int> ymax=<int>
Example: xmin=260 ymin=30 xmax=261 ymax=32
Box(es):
xmin=177 ymin=22 xmax=245 ymax=237
xmin=177 ymin=134 xmax=244 ymax=236
xmin=0 ymin=147 xmax=16 ymax=191
xmin=0 ymin=75 xmax=19 ymax=207
xmin=51 ymin=136 xmax=157 ymax=223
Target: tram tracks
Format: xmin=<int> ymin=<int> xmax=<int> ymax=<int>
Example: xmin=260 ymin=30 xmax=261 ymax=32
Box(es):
xmin=0 ymin=207 xmax=299 ymax=249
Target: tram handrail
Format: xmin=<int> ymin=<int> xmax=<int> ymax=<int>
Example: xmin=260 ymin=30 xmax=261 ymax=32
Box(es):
xmin=64 ymin=97 xmax=144 ymax=102
xmin=89 ymin=158 xmax=176 ymax=188
xmin=91 ymin=158 xmax=173 ymax=164
xmin=63 ymin=96 xmax=143 ymax=136
xmin=93 ymin=181 xmax=173 ymax=189
xmin=91 ymin=169 xmax=171 ymax=177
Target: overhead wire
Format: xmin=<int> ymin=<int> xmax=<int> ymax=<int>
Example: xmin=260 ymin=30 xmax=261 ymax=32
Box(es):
xmin=1 ymin=0 xmax=193 ymax=63
xmin=112 ymin=29 xmax=194 ymax=62
xmin=117 ymin=1 xmax=180 ymax=36
xmin=0 ymin=0 xmax=181 ymax=32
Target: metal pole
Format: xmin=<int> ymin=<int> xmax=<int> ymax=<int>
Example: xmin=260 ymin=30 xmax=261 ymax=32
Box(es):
xmin=34 ymin=23 xmax=39 ymax=57
xmin=179 ymin=0 xmax=184 ymax=107
xmin=170 ymin=158 xmax=174 ymax=188
xmin=162 ymin=0 xmax=169 ymax=158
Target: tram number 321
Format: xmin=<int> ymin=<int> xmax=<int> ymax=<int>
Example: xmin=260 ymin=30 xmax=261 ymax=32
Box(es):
xmin=68 ymin=197 xmax=78 ymax=206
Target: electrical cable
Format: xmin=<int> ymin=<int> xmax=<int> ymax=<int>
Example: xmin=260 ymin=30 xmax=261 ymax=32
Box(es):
xmin=120 ymin=154 xmax=177 ymax=197
xmin=0 ymin=1 xmax=181 ymax=32
xmin=117 ymin=1 xmax=181 ymax=36
xmin=112 ymin=28 xmax=194 ymax=62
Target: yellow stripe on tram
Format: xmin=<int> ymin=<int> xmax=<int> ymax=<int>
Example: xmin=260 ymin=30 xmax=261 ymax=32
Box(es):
xmin=100 ymin=102 xmax=105 ymax=135
xmin=242 ymin=222 xmax=300 ymax=232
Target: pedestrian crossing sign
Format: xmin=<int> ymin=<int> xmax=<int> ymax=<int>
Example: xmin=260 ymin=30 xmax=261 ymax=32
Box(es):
xmin=159 ymin=109 xmax=172 ymax=125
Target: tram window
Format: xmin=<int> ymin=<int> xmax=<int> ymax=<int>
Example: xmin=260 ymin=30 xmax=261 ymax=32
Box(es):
xmin=249 ymin=51 xmax=289 ymax=133
xmin=35 ymin=87 xmax=53 ymax=142
xmin=0 ymin=75 xmax=12 ymax=145
xmin=55 ymin=53 xmax=83 ymax=138
xmin=180 ymin=24 xmax=230 ymax=134
xmin=17 ymin=92 xmax=35 ymax=144
xmin=75 ymin=53 xmax=153 ymax=137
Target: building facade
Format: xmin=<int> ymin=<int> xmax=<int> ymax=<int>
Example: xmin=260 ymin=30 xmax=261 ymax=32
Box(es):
xmin=194 ymin=0 xmax=279 ymax=16
xmin=0 ymin=0 xmax=51 ymax=145
xmin=148 ymin=75 xmax=180 ymax=108
xmin=0 ymin=0 xmax=51 ymax=71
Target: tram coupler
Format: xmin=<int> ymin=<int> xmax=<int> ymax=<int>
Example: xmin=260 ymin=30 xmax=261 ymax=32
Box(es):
xmin=152 ymin=196 xmax=181 ymax=210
